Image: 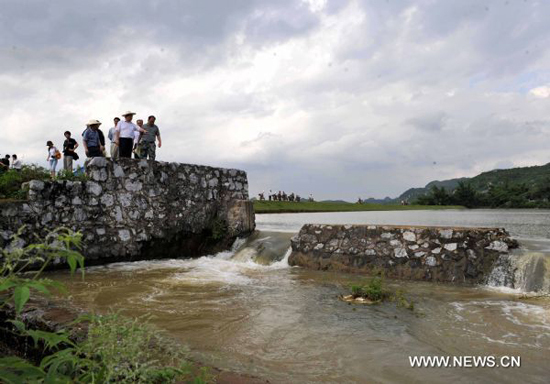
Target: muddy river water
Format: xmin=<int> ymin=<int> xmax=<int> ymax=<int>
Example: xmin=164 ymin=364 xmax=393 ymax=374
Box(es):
xmin=49 ymin=210 xmax=550 ymax=383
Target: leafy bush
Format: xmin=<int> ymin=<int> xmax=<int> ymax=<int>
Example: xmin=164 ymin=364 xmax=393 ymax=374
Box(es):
xmin=35 ymin=312 xmax=209 ymax=384
xmin=0 ymin=166 xmax=49 ymax=199
xmin=210 ymin=218 xmax=228 ymax=241
xmin=0 ymin=228 xmax=209 ymax=384
xmin=56 ymin=169 xmax=88 ymax=182
xmin=0 ymin=227 xmax=84 ymax=314
xmin=348 ymin=277 xmax=416 ymax=311
xmin=350 ymin=277 xmax=389 ymax=302
xmin=0 ymin=166 xmax=89 ymax=200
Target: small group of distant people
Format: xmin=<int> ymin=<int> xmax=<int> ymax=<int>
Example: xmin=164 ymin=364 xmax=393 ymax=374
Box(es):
xmin=0 ymin=154 xmax=22 ymax=172
xmin=46 ymin=111 xmax=162 ymax=178
xmin=259 ymin=190 xmax=305 ymax=202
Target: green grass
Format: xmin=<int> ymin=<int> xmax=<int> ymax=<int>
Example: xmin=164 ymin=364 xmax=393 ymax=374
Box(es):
xmin=253 ymin=200 xmax=464 ymax=213
xmin=0 ymin=165 xmax=88 ymax=201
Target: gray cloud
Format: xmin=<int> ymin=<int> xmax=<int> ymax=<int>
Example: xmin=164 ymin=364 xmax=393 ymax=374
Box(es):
xmin=1 ymin=0 xmax=550 ymax=201
xmin=407 ymin=112 xmax=448 ymax=132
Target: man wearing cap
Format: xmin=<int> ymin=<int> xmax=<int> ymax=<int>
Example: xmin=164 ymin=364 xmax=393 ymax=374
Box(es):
xmin=138 ymin=115 xmax=162 ymax=160
xmin=115 ymin=111 xmax=146 ymax=158
xmin=82 ymin=120 xmax=105 ymax=158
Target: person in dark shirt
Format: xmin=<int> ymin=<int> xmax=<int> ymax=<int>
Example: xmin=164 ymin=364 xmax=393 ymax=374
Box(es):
xmin=63 ymin=131 xmax=79 ymax=172
xmin=0 ymin=155 xmax=9 ymax=173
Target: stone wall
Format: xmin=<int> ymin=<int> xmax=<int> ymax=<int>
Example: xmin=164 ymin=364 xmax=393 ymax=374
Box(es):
xmin=289 ymin=224 xmax=518 ymax=283
xmin=0 ymin=158 xmax=255 ymax=266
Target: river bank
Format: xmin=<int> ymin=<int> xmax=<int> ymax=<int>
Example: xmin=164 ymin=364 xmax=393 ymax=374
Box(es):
xmin=253 ymin=200 xmax=463 ymax=213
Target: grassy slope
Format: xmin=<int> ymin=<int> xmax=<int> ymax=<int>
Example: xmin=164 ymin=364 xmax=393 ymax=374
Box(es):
xmin=469 ymin=163 xmax=550 ymax=191
xmin=253 ymin=200 xmax=463 ymax=213
xmin=398 ymin=162 xmax=550 ymax=201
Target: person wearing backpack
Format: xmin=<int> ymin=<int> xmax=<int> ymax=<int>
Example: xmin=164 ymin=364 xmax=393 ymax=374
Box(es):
xmin=46 ymin=141 xmax=60 ymax=179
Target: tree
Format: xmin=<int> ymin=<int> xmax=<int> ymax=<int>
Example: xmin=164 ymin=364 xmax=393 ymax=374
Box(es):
xmin=452 ymin=181 xmax=479 ymax=208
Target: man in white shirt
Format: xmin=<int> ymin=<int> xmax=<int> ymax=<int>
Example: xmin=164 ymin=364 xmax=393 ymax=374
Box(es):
xmin=108 ymin=117 xmax=121 ymax=159
xmin=133 ymin=119 xmax=144 ymax=158
xmin=11 ymin=155 xmax=22 ymax=171
xmin=114 ymin=111 xmax=146 ymax=158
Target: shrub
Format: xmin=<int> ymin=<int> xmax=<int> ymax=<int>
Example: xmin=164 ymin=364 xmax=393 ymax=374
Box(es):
xmin=350 ymin=277 xmax=389 ymax=302
xmin=56 ymin=169 xmax=88 ymax=182
xmin=0 ymin=166 xmax=50 ymax=199
xmin=348 ymin=277 xmax=416 ymax=311
xmin=39 ymin=312 xmax=209 ymax=384
xmin=211 ymin=218 xmax=228 ymax=241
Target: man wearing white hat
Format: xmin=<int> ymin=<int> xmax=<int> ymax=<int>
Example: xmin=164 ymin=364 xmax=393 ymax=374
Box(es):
xmin=82 ymin=119 xmax=105 ymax=158
xmin=115 ymin=111 xmax=146 ymax=158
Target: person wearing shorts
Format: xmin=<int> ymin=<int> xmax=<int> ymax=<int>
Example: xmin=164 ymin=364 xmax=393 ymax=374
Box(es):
xmin=46 ymin=141 xmax=58 ymax=179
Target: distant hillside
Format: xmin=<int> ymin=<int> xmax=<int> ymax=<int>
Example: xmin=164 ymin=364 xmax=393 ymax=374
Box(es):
xmin=468 ymin=163 xmax=550 ymax=192
xmin=397 ymin=178 xmax=469 ymax=202
xmin=363 ymin=197 xmax=396 ymax=204
xmin=405 ymin=162 xmax=550 ymax=208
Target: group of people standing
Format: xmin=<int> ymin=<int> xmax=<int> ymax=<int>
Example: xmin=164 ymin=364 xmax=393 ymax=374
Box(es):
xmin=46 ymin=111 xmax=162 ymax=178
xmin=106 ymin=112 xmax=162 ymax=160
xmin=259 ymin=190 xmax=308 ymax=202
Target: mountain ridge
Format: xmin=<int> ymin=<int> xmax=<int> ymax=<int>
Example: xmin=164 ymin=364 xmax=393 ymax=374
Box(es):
xmin=365 ymin=162 xmax=550 ymax=204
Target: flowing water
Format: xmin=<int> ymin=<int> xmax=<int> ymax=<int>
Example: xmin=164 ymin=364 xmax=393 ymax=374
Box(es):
xmin=49 ymin=210 xmax=550 ymax=383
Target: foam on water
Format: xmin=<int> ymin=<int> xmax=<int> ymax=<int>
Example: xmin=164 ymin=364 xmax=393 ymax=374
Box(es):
xmin=486 ymin=251 xmax=550 ymax=294
xmin=85 ymin=235 xmax=291 ymax=287
xmin=449 ymin=300 xmax=550 ymax=349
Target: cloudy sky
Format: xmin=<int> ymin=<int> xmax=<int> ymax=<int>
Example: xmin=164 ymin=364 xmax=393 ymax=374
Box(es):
xmin=2 ymin=0 xmax=549 ymax=200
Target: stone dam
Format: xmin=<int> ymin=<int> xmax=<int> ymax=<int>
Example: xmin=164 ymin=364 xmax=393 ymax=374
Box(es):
xmin=0 ymin=158 xmax=255 ymax=266
xmin=0 ymin=160 xmax=521 ymax=284
xmin=289 ymin=224 xmax=519 ymax=283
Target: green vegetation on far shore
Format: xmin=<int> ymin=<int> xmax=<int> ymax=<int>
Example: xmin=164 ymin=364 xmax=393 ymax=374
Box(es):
xmin=253 ymin=200 xmax=463 ymax=214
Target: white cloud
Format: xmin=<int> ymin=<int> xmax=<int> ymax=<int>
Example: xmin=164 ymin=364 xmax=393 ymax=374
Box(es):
xmin=530 ymin=86 xmax=550 ymax=98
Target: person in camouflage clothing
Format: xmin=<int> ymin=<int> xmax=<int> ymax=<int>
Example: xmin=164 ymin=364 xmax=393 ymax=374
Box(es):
xmin=138 ymin=115 xmax=162 ymax=160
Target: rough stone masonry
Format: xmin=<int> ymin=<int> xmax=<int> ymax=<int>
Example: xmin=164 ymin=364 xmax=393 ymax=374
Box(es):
xmin=0 ymin=158 xmax=255 ymax=266
xmin=289 ymin=224 xmax=519 ymax=283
